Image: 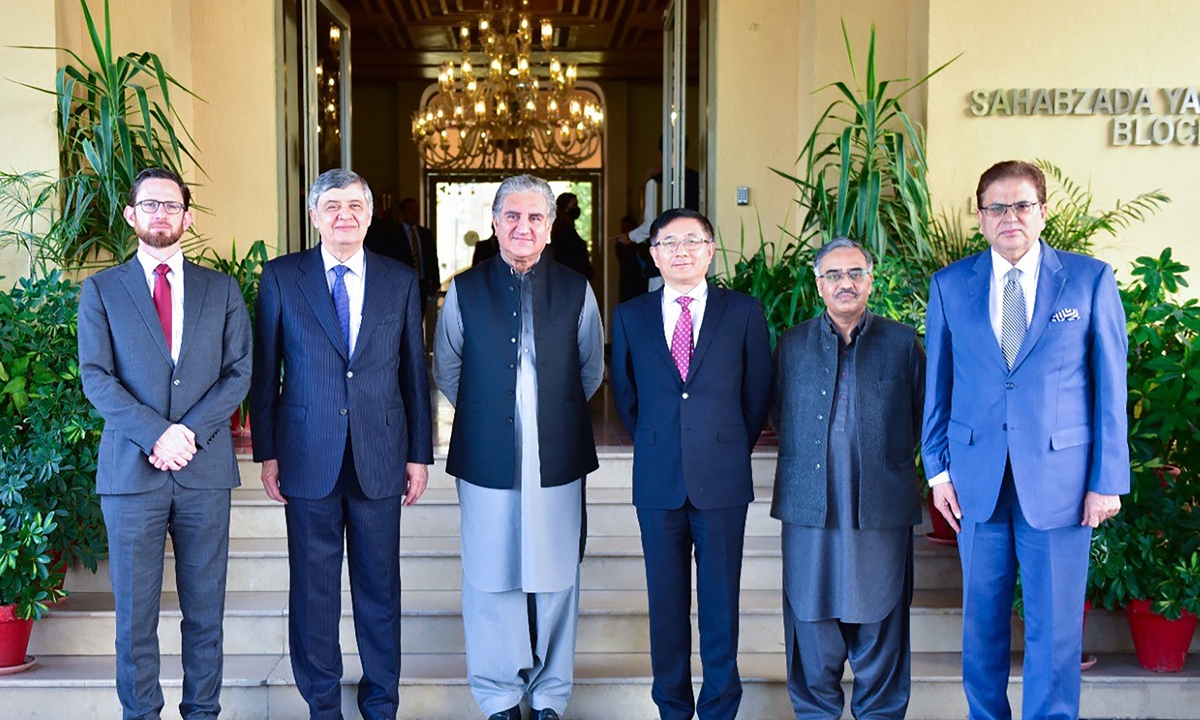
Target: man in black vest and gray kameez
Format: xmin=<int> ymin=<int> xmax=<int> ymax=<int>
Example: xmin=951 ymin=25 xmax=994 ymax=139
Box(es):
xmin=770 ymin=237 xmax=925 ymax=719
xmin=433 ymin=174 xmax=604 ymax=720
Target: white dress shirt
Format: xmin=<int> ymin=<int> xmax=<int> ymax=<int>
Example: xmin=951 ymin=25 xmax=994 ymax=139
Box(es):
xmin=321 ymin=245 xmax=366 ymax=356
xmin=988 ymin=242 xmax=1040 ymax=347
xmin=136 ymin=247 xmax=185 ymax=363
xmin=661 ymin=281 xmax=708 ymax=350
xmin=928 ymin=241 xmax=1042 ymax=487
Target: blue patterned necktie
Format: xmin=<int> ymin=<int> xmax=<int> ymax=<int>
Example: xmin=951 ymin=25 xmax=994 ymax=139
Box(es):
xmin=331 ymin=265 xmax=351 ymax=352
xmin=1001 ymin=267 xmax=1026 ymax=369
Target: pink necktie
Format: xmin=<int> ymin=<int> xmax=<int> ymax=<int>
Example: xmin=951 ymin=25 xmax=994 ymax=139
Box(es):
xmin=671 ymin=296 xmax=693 ymax=380
xmin=153 ymin=264 xmax=172 ymax=351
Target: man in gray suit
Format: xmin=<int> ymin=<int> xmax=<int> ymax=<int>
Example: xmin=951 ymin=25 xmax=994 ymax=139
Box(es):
xmin=434 ymin=174 xmax=603 ymax=720
xmin=770 ymin=237 xmax=924 ymax=719
xmin=78 ymin=167 xmax=253 ymax=720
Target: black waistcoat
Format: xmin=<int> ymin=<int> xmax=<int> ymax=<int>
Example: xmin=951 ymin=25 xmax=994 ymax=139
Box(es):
xmin=446 ymin=254 xmax=599 ymax=488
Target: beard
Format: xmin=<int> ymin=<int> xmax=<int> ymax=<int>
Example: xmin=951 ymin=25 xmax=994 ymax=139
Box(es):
xmin=137 ymin=223 xmax=185 ymax=249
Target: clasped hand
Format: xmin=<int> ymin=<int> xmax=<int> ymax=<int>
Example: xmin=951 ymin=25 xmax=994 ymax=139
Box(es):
xmin=149 ymin=423 xmax=196 ymax=471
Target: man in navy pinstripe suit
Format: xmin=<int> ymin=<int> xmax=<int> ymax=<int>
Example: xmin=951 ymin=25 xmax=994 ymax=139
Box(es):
xmin=250 ymin=169 xmax=433 ymax=720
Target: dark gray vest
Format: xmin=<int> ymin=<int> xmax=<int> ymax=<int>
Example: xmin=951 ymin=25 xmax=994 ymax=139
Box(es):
xmin=446 ymin=254 xmax=599 ymax=488
xmin=770 ymin=313 xmax=924 ymax=528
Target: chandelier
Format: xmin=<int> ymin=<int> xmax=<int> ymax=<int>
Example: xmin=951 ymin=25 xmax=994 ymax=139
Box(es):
xmin=411 ymin=0 xmax=604 ymax=170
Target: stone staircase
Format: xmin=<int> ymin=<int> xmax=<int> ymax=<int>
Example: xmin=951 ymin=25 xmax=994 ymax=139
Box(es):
xmin=3 ymin=452 xmax=1198 ymax=719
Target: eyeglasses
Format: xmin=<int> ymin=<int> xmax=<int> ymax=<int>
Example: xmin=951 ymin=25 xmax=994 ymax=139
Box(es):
xmin=980 ymin=201 xmax=1039 ymax=218
xmin=652 ymin=234 xmax=712 ymax=253
xmin=818 ymin=268 xmax=871 ymax=283
xmin=135 ymin=199 xmax=186 ymax=215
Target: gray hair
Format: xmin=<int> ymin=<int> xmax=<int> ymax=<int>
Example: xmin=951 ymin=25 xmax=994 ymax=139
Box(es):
xmin=813 ymin=236 xmax=874 ymax=275
xmin=491 ymin=174 xmax=556 ymax=224
xmin=308 ymin=168 xmax=374 ymax=216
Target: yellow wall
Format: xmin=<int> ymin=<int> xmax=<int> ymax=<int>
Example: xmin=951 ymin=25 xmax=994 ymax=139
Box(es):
xmin=708 ymin=0 xmax=915 ymax=261
xmin=0 ymin=0 xmax=60 ymax=285
xmin=924 ymin=0 xmax=1200 ymax=284
xmin=1 ymin=0 xmax=278 ymax=278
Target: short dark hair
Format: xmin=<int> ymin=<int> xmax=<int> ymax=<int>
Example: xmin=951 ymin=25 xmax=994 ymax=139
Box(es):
xmin=129 ymin=167 xmax=191 ymax=209
xmin=976 ymin=160 xmax=1046 ymax=208
xmin=649 ymin=207 xmax=714 ymax=245
xmin=555 ymin=192 xmax=577 ymax=214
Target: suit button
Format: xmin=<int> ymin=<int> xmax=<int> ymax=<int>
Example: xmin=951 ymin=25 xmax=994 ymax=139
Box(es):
xmin=511 ymin=337 xmax=517 ymax=343
xmin=821 ymin=390 xmax=827 ymax=395
xmin=1005 ymin=382 xmax=1014 ymax=389
xmin=172 ymin=379 xmax=181 ymax=386
xmin=1002 ymin=423 xmax=1008 ymax=431
xmin=817 ymin=414 xmax=823 ymax=420
xmin=815 ymin=440 xmax=821 ymax=445
xmin=682 ymin=392 xmax=689 ymax=399
xmin=340 ymin=408 xmax=348 ymax=416
xmin=506 ymin=389 xmax=514 ymax=396
xmin=508 ymin=363 xmax=515 ymax=369
xmin=506 ymin=416 xmax=514 ymax=423
xmin=346 ymin=371 xmax=354 ymax=379
xmin=816 ymin=463 xmax=821 ymax=469
xmin=512 ymin=311 xmax=518 ymax=317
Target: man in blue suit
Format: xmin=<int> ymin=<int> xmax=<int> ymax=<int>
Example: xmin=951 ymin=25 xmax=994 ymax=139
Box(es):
xmin=611 ymin=208 xmax=773 ymax=720
xmin=251 ymin=168 xmax=433 ymax=720
xmin=80 ymin=167 xmax=252 ymax=720
xmin=922 ymin=160 xmax=1128 ymax=720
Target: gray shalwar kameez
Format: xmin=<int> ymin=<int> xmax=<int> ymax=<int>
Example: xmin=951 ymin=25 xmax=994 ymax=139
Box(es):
xmin=434 ymin=262 xmax=604 ymax=716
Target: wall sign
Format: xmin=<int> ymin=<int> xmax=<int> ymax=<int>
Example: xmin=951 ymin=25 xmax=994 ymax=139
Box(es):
xmin=969 ymin=87 xmax=1200 ymax=146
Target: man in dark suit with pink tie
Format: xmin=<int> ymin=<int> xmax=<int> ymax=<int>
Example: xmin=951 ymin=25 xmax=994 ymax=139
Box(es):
xmin=611 ymin=208 xmax=773 ymax=720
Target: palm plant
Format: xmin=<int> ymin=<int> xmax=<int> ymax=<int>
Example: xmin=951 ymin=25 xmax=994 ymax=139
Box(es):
xmin=774 ymin=21 xmax=958 ymax=262
xmin=6 ymin=0 xmax=202 ymax=269
xmin=1035 ymin=159 xmax=1170 ymax=256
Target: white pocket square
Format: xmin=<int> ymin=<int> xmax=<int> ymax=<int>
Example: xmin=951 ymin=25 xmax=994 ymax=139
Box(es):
xmin=1051 ymin=308 xmax=1080 ymax=322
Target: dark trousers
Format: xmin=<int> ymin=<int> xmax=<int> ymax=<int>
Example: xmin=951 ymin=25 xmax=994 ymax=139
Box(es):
xmin=636 ymin=501 xmax=748 ymax=720
xmin=783 ymin=590 xmax=911 ymax=720
xmin=959 ymin=463 xmax=1091 ymax=720
xmin=101 ymin=479 xmax=231 ymax=720
xmin=285 ymin=439 xmax=403 ymax=720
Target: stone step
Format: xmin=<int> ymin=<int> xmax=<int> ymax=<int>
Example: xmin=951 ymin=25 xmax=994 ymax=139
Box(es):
xmin=63 ymin=535 xmax=965 ymax=594
xmin=236 ymin=452 xmax=782 ymax=492
xmin=2 ymin=651 xmax=1196 ymax=720
xmin=227 ymin=487 xmax=785 ymax=540
xmin=32 ymin=588 xmax=1191 ymax=660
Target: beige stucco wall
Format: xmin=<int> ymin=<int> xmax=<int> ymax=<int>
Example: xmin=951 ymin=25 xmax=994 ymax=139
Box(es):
xmin=708 ymin=0 xmax=916 ymax=259
xmin=0 ymin=0 xmax=278 ymax=279
xmin=924 ymin=0 xmax=1200 ymax=285
xmin=0 ymin=0 xmax=61 ymax=286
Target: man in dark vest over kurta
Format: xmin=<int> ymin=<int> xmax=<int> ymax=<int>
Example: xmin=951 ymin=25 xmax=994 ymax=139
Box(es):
xmin=433 ymin=174 xmax=604 ymax=720
xmin=770 ymin=237 xmax=925 ymax=719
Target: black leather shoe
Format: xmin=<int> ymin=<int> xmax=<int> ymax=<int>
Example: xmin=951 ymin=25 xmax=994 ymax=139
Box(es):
xmin=488 ymin=706 xmax=521 ymax=720
xmin=533 ymin=710 xmax=560 ymax=720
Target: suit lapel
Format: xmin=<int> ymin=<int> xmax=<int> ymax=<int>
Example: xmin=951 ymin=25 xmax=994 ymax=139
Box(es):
xmin=967 ymin=251 xmax=1007 ymax=371
xmin=639 ymin=289 xmax=681 ymax=383
xmin=353 ymin=251 xmax=391 ymax=364
xmin=175 ymin=260 xmax=209 ymax=366
xmin=687 ymin=284 xmax=727 ymax=381
xmin=117 ymin=259 xmax=173 ymax=365
xmin=297 ymin=247 xmax=349 ymax=362
xmin=1010 ymin=241 xmax=1065 ymax=372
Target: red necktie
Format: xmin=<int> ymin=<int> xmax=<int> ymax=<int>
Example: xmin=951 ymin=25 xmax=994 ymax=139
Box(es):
xmin=408 ymin=225 xmax=423 ymax=279
xmin=671 ymin=296 xmax=694 ymax=380
xmin=153 ymin=264 xmax=172 ymax=351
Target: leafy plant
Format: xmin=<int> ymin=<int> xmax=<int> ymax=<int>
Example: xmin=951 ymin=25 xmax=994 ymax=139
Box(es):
xmin=774 ymin=21 xmax=957 ymax=263
xmin=5 ymin=0 xmax=202 ymax=269
xmin=1086 ymin=251 xmax=1200 ymax=620
xmin=1036 ymin=160 xmax=1170 ymax=256
xmin=0 ymin=503 xmax=63 ymax=620
xmin=197 ymin=239 xmax=268 ymax=419
xmin=0 ymin=273 xmax=105 ymax=618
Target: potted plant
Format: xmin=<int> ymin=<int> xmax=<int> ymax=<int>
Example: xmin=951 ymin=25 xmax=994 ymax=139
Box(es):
xmin=197 ymin=239 xmax=269 ymax=445
xmin=1087 ymin=249 xmax=1200 ymax=672
xmin=0 ymin=274 xmax=108 ymax=595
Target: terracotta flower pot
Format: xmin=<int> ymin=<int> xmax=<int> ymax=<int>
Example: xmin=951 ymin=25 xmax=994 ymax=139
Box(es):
xmin=0 ymin=604 xmax=34 ymax=670
xmin=1125 ymin=599 xmax=1198 ymax=672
